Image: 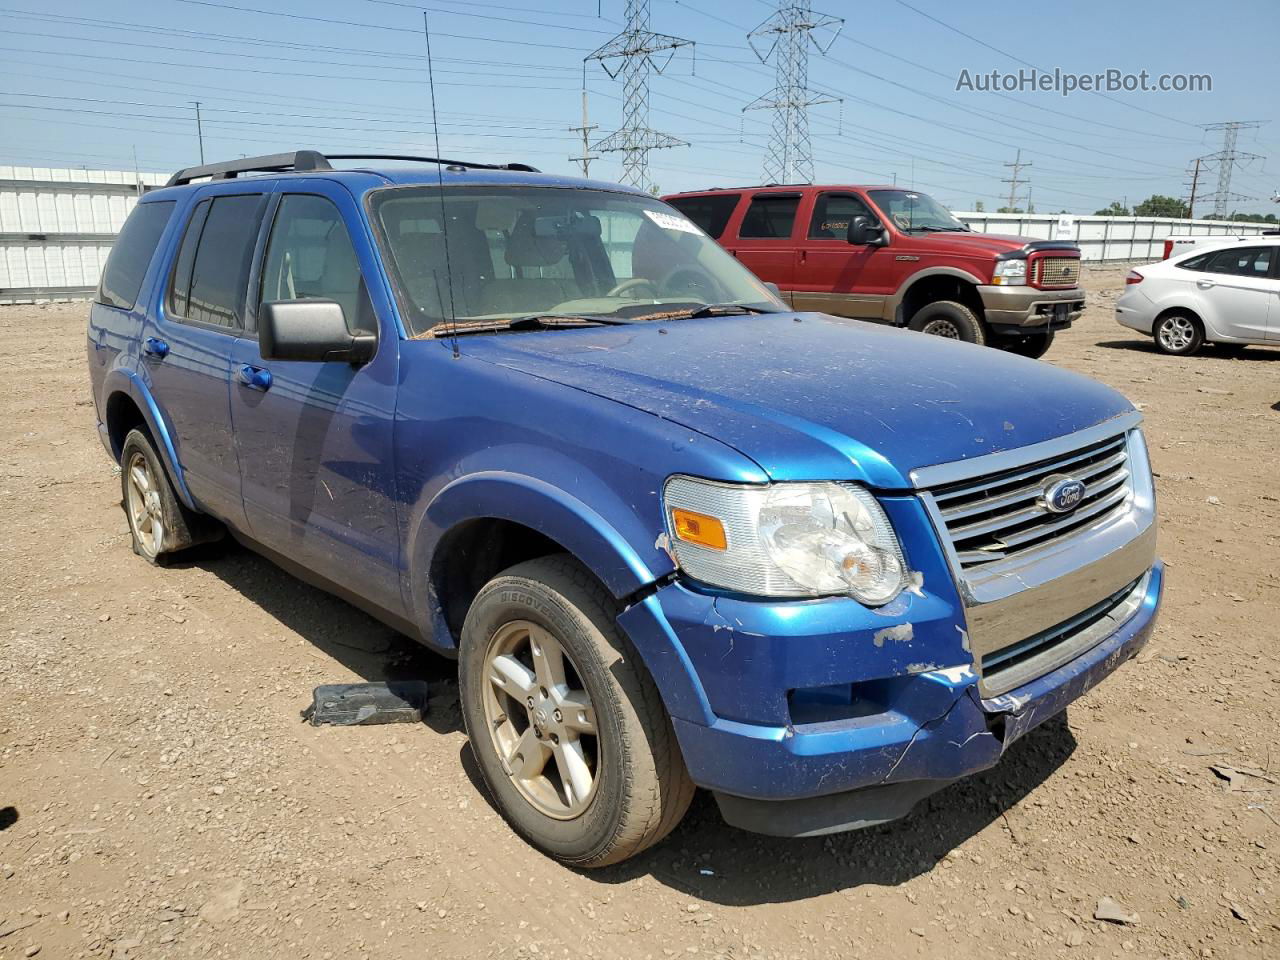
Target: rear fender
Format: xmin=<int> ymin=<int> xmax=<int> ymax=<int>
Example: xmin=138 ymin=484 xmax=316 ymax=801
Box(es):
xmin=103 ymin=367 xmax=196 ymax=509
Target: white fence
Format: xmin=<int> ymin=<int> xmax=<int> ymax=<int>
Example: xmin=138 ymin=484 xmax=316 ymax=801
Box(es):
xmin=3 ymin=166 xmax=1278 ymax=302
xmin=955 ymin=211 xmax=1275 ymax=263
xmin=0 ymin=166 xmax=168 ymax=304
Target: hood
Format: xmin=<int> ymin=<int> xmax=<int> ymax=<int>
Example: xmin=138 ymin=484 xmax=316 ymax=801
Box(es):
xmin=912 ymin=232 xmax=1057 ymax=257
xmin=464 ymin=313 xmax=1134 ymax=489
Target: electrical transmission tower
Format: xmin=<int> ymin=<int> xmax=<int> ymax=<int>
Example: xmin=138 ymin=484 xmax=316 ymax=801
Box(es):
xmin=743 ymin=2 xmax=843 ymax=185
xmin=1001 ymin=149 xmax=1032 ymax=211
xmin=1201 ymin=121 xmax=1263 ymax=219
xmin=586 ymin=0 xmax=693 ymax=192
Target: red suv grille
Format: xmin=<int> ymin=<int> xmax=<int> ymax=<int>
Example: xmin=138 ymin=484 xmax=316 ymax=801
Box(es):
xmin=1029 ymin=256 xmax=1080 ymax=289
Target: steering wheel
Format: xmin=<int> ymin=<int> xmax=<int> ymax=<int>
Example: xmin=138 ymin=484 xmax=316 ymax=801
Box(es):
xmin=607 ymin=277 xmax=660 ymax=298
xmin=659 ymin=265 xmax=720 ymax=300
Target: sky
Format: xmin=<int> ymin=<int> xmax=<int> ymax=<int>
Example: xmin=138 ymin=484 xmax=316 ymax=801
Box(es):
xmin=1 ymin=0 xmax=1277 ymax=215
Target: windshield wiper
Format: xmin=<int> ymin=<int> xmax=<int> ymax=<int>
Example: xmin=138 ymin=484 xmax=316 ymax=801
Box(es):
xmin=419 ymin=314 xmax=627 ymax=339
xmin=631 ymin=303 xmax=780 ymax=322
xmin=910 ymin=225 xmax=969 ymax=233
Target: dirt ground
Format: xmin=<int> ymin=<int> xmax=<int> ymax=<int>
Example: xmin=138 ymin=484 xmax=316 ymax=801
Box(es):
xmin=1 ymin=263 xmax=1276 ymax=960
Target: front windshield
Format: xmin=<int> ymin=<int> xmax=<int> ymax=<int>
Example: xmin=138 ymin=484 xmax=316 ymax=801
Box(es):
xmin=370 ymin=185 xmax=783 ymax=336
xmin=866 ymin=189 xmax=967 ymax=233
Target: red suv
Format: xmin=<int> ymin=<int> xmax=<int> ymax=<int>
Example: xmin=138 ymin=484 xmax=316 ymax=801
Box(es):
xmin=663 ymin=185 xmax=1085 ymax=357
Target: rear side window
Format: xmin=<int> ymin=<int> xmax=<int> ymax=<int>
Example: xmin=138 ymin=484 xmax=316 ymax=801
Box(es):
xmin=808 ymin=193 xmax=873 ymax=239
xmin=665 ymin=194 xmax=740 ymax=239
xmin=1203 ymin=246 xmax=1272 ymax=278
xmin=1176 ymin=252 xmax=1211 ymax=271
xmin=168 ymin=194 xmax=266 ymax=329
xmin=739 ymin=194 xmax=800 ymax=239
xmin=96 ymin=200 xmax=175 ymax=310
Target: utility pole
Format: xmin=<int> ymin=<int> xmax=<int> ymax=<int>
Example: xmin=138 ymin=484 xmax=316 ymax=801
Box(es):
xmin=1201 ymin=120 xmax=1263 ymax=219
xmin=191 ymin=101 xmax=205 ymax=164
xmin=587 ymin=0 xmax=693 ymax=192
xmin=1184 ymin=157 xmax=1203 ymax=219
xmin=1002 ymin=149 xmax=1031 ymax=211
xmin=568 ymin=89 xmax=599 ymax=178
xmin=743 ymin=1 xmax=843 ymax=185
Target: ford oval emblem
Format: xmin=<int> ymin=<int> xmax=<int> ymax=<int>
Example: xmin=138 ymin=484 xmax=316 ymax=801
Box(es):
xmin=1042 ymin=475 xmax=1086 ymax=514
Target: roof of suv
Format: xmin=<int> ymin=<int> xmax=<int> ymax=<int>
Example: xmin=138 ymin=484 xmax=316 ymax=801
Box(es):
xmin=665 ymin=184 xmax=903 ymax=197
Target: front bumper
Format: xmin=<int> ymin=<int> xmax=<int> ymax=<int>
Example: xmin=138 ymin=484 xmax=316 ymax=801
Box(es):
xmin=979 ymin=284 xmax=1085 ymax=333
xmin=619 ymin=554 xmax=1162 ymax=837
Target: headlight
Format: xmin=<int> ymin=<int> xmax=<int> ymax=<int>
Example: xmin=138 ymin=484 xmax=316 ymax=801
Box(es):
xmin=663 ymin=476 xmax=907 ymax=604
xmin=992 ymin=258 xmax=1027 ymax=285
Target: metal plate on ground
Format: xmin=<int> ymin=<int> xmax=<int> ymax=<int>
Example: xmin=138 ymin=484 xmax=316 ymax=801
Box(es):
xmin=305 ymin=681 xmax=429 ymax=726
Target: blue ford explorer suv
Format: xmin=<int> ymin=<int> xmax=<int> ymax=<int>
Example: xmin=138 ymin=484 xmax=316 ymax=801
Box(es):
xmin=88 ymin=151 xmax=1162 ymax=866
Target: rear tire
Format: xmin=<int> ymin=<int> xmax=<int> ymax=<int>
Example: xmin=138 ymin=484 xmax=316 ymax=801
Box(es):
xmin=996 ymin=330 xmax=1055 ymax=359
xmin=119 ymin=428 xmax=216 ymax=564
xmin=459 ymin=555 xmax=694 ymax=867
xmin=1153 ymin=312 xmax=1203 ymax=356
xmin=908 ymin=300 xmax=986 ymax=345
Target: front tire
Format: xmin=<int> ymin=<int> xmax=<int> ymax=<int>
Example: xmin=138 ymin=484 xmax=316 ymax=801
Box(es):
xmin=1153 ymin=312 xmax=1204 ymax=356
xmin=459 ymin=555 xmax=694 ymax=867
xmin=907 ymin=300 xmax=987 ymax=345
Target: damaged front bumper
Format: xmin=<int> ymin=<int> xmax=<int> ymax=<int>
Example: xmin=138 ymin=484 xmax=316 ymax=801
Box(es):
xmin=619 ymin=554 xmax=1162 ymax=838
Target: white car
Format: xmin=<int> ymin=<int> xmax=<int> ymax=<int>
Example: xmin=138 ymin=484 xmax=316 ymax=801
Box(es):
xmin=1115 ymin=237 xmax=1279 ymax=355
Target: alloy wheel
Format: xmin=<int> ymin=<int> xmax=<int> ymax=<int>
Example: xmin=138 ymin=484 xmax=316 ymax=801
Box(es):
xmin=922 ymin=318 xmax=961 ymax=338
xmin=125 ymin=451 xmax=165 ymax=557
xmin=480 ymin=620 xmax=600 ymax=819
xmin=1158 ymin=316 xmax=1195 ymax=352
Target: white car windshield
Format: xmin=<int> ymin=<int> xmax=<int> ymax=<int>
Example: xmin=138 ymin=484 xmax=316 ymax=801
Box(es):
xmin=371 ymin=185 xmax=783 ymax=336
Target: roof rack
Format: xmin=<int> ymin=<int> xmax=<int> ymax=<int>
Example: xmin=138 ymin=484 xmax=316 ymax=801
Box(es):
xmin=165 ymin=150 xmax=540 ymax=187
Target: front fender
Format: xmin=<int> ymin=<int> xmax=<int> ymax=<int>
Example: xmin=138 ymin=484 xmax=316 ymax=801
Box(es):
xmin=408 ymin=470 xmax=676 ymax=648
xmin=103 ymin=367 xmax=197 ymax=509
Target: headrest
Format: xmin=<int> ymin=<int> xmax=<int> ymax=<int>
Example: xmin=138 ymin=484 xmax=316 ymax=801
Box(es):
xmin=505 ymin=214 xmax=565 ymax=267
xmin=475 ymin=202 xmax=517 ymax=233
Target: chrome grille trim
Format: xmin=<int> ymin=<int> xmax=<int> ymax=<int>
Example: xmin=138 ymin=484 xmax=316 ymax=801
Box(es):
xmin=1031 ymin=256 xmax=1080 ymax=287
xmin=929 ymin=434 xmax=1132 ymax=570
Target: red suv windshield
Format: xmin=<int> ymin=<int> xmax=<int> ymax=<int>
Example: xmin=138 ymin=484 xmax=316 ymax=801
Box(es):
xmin=867 ymin=190 xmax=968 ymax=233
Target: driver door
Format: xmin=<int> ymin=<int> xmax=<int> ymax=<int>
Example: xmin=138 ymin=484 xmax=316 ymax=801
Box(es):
xmin=792 ymin=191 xmax=894 ymax=320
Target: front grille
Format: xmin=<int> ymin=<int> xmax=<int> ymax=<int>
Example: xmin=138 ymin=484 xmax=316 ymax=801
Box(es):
xmin=1031 ymin=256 xmax=1080 ymax=287
xmin=929 ymin=433 xmax=1132 ymax=571
xmin=979 ymin=574 xmax=1146 ymax=696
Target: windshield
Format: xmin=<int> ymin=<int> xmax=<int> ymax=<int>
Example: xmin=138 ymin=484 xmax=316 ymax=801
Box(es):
xmin=866 ymin=189 xmax=967 ymax=233
xmin=370 ymin=185 xmax=783 ymax=336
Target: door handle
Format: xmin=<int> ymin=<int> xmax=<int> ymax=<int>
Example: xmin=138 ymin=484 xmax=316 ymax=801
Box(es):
xmin=236 ymin=364 xmax=273 ymax=392
xmin=1197 ymin=280 xmax=1215 ymax=289
xmin=143 ymin=337 xmax=169 ymax=359
xmin=798 ymin=249 xmax=807 ymax=263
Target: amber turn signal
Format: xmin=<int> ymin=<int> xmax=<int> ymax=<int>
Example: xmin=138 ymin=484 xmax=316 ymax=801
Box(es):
xmin=671 ymin=508 xmax=727 ymax=550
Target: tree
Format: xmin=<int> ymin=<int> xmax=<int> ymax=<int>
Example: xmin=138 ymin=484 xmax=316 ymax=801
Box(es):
xmin=996 ymin=206 xmax=1024 ymax=214
xmin=1094 ymin=201 xmax=1130 ymax=216
xmin=974 ymin=200 xmax=985 ymax=212
xmin=1133 ymin=195 xmax=1188 ymax=218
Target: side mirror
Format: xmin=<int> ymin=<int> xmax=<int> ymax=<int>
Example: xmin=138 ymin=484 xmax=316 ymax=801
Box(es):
xmin=259 ymin=300 xmax=376 ymax=364
xmin=847 ymin=215 xmax=886 ymax=246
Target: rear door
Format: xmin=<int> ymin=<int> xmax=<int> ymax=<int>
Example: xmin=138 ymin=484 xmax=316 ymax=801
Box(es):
xmin=143 ymin=188 xmax=269 ymax=527
xmin=1195 ymin=245 xmax=1273 ymax=340
xmin=724 ymin=192 xmax=799 ymax=294
xmin=791 ymin=190 xmax=892 ymax=319
xmin=228 ymin=182 xmax=402 ymax=614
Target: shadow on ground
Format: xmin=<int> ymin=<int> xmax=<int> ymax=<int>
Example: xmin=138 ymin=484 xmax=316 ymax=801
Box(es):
xmin=1095 ymin=338 xmax=1280 ymax=360
xmin=185 ymin=540 xmax=1078 ymax=906
xmin=185 ymin=541 xmax=462 ymax=735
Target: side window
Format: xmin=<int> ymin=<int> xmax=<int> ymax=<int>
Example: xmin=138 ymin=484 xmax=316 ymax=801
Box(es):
xmin=1203 ymin=246 xmax=1272 ymax=277
xmin=1176 ymin=252 xmax=1210 ymax=272
xmin=96 ymin=200 xmax=175 ymax=310
xmin=665 ymin=194 xmax=740 ymax=239
xmin=260 ymin=194 xmax=375 ymax=335
xmin=808 ymin=193 xmax=873 ymax=239
xmin=738 ymin=194 xmax=800 ymax=239
xmin=168 ymin=194 xmax=265 ymax=329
